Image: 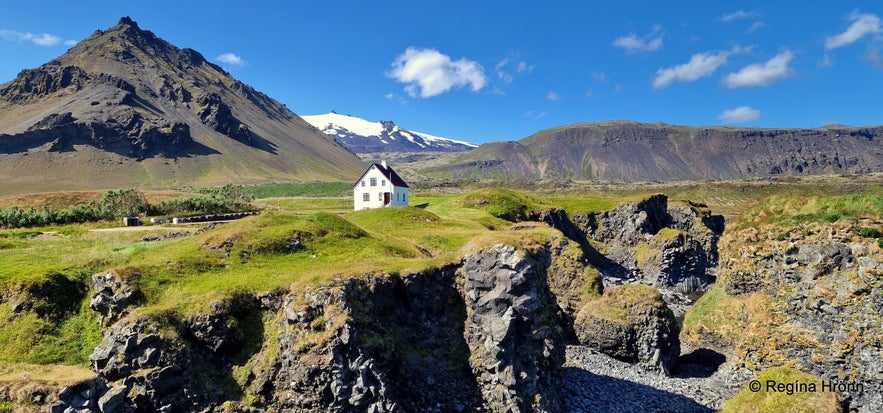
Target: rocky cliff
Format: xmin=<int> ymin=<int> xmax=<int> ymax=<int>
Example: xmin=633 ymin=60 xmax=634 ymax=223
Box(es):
xmin=428 ymin=121 xmax=883 ymax=182
xmin=683 ymin=218 xmax=883 ymax=412
xmin=51 ymin=242 xmax=570 ymax=412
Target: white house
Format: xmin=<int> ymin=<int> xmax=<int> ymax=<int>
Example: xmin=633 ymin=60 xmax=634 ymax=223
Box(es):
xmin=353 ymin=161 xmax=410 ymax=210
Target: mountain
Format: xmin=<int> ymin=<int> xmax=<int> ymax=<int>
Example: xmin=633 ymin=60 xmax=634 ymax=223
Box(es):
xmin=302 ymin=112 xmax=476 ymax=153
xmin=0 ymin=17 xmax=366 ymax=194
xmin=428 ymin=120 xmax=883 ymax=182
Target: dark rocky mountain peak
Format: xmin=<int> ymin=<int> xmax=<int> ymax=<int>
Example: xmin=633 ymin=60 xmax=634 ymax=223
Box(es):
xmin=0 ymin=17 xmax=365 ymax=193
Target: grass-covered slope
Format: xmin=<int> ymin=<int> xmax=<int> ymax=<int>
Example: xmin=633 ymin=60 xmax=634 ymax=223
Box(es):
xmin=684 ymin=190 xmax=883 ymax=411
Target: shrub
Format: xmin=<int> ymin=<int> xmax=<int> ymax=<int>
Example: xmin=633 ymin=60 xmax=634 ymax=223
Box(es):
xmin=854 ymin=226 xmax=882 ymax=238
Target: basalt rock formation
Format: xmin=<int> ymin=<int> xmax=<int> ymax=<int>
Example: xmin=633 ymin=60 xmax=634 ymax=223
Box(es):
xmin=683 ymin=221 xmax=883 ymax=412
xmin=52 ymin=243 xmax=569 ymax=412
xmin=571 ymin=195 xmax=724 ymax=312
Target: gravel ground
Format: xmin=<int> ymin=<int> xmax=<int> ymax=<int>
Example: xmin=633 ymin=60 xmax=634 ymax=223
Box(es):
xmin=563 ymin=345 xmax=753 ymax=413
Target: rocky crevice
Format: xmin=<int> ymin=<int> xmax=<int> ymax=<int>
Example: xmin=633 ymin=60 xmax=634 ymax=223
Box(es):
xmin=570 ymin=195 xmax=724 ymax=312
xmin=53 ymin=243 xmax=571 ymax=412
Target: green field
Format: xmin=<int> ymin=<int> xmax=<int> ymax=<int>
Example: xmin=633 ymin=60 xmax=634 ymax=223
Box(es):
xmin=1 ymin=175 xmax=881 ymax=374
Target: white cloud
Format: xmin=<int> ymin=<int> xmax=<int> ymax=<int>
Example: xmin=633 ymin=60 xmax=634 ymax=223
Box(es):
xmin=216 ymin=53 xmax=246 ymax=67
xmin=613 ymin=26 xmax=664 ymax=53
xmin=516 ymin=61 xmax=534 ymax=74
xmin=825 ymin=12 xmax=881 ymax=50
xmin=865 ymin=45 xmax=883 ymax=69
xmin=653 ymin=46 xmax=747 ymax=89
xmin=0 ymin=29 xmax=63 ymax=46
xmin=495 ymin=58 xmax=533 ymax=85
xmin=547 ymin=91 xmax=561 ymax=101
xmin=495 ymin=58 xmax=514 ymax=84
xmin=590 ymin=70 xmax=606 ymax=82
xmin=721 ymin=10 xmax=757 ymax=22
xmin=64 ymin=39 xmax=78 ymax=46
xmin=722 ymin=50 xmax=793 ymax=88
xmin=718 ymin=106 xmax=761 ymax=124
xmin=387 ymin=47 xmax=487 ymax=98
xmin=747 ymin=22 xmax=766 ymax=33
xmin=524 ymin=109 xmax=548 ymax=119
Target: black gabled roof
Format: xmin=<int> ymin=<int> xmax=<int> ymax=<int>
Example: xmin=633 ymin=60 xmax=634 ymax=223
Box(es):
xmin=352 ymin=163 xmax=409 ymax=188
xmin=377 ymin=163 xmax=409 ymax=188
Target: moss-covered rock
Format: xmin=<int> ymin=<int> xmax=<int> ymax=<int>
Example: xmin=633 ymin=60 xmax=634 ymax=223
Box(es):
xmin=721 ymin=367 xmax=841 ymax=413
xmin=574 ymin=284 xmax=680 ymax=375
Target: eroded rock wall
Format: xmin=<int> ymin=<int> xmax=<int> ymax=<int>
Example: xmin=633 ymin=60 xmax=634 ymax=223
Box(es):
xmin=54 ymin=244 xmax=569 ymax=412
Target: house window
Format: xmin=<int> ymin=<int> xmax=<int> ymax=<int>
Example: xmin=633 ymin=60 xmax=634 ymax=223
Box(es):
xmin=361 ymin=181 xmax=365 ymax=187
xmin=362 ymin=193 xmax=370 ymax=201
xmin=370 ymin=178 xmax=377 ymax=186
xmin=381 ymin=180 xmax=386 ymax=186
xmin=378 ymin=192 xmax=383 ymax=201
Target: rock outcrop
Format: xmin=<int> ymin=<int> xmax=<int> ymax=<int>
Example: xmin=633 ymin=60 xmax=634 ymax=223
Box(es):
xmin=574 ymin=284 xmax=680 ymax=375
xmin=54 ymin=242 xmax=570 ymax=412
xmin=572 ymin=195 xmax=724 ymax=311
xmin=685 ymin=221 xmax=883 ymax=412
xmin=463 ymin=244 xmax=566 ymax=412
xmin=90 ymin=270 xmax=140 ymax=326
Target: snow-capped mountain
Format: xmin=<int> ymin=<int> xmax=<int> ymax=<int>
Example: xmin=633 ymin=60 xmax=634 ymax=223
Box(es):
xmin=302 ymin=112 xmax=477 ymax=154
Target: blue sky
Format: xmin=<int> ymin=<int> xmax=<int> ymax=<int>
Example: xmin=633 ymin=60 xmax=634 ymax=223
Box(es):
xmin=1 ymin=1 xmax=882 ymax=144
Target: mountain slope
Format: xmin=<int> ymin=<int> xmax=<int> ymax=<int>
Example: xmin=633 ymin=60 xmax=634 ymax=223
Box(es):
xmin=0 ymin=17 xmax=366 ymax=194
xmin=302 ymin=112 xmax=476 ymax=153
xmin=428 ymin=121 xmax=883 ymax=182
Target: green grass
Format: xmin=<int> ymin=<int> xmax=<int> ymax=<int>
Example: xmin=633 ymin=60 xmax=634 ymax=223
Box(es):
xmin=722 ymin=367 xmax=840 ymax=413
xmin=733 ymin=192 xmax=883 ymax=229
xmin=244 ymin=182 xmax=351 ymax=198
xmin=576 ymin=284 xmax=668 ymax=326
xmin=4 ymin=181 xmax=876 ymax=373
xmin=460 ymin=188 xmax=550 ymax=221
xmin=256 ymin=197 xmax=352 ymax=215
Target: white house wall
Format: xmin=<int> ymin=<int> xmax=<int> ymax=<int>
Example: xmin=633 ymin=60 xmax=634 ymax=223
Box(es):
xmin=353 ymin=166 xmax=409 ymax=210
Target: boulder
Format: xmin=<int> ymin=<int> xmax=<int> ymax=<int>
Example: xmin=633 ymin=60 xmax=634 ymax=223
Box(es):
xmin=574 ymin=284 xmax=680 ymax=375
xmin=96 ymin=385 xmax=128 ymax=413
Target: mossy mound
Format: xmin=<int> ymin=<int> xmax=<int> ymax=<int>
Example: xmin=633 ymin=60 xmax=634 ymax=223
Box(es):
xmin=721 ymin=367 xmax=841 ymax=413
xmin=574 ymin=284 xmax=680 ymax=374
xmin=460 ymin=188 xmax=549 ymax=222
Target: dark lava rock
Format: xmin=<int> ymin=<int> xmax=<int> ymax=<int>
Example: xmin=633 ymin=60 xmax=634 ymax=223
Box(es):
xmin=574 ymin=284 xmax=680 ymax=376
xmin=463 ymin=243 xmax=566 ymax=412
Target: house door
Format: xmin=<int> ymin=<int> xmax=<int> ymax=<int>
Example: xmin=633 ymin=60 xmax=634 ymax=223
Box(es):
xmin=384 ymin=192 xmax=391 ymax=205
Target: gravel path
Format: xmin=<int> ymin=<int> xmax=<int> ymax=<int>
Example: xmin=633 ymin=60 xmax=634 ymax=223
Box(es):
xmin=563 ymin=345 xmax=753 ymax=413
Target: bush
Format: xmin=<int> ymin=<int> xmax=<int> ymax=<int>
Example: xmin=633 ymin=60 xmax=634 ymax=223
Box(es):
xmin=855 ymin=226 xmax=882 ymax=238
xmin=0 ymin=187 xmax=255 ymax=228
